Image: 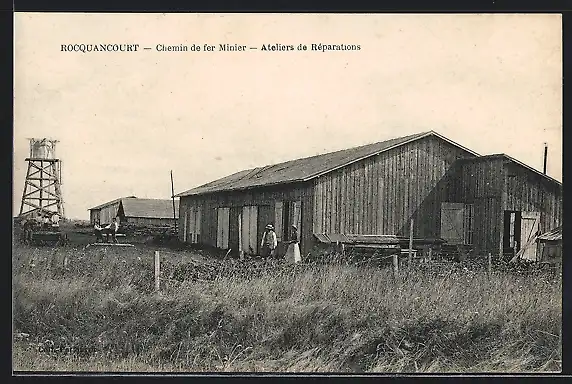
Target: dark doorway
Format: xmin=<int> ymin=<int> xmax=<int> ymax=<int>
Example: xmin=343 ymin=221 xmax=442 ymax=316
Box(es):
xmin=281 ymin=200 xmax=301 ymax=243
xmin=282 ymin=201 xmax=292 ymax=240
xmin=503 ymin=210 xmax=522 ymax=255
xmin=257 ymin=205 xmax=274 ymax=254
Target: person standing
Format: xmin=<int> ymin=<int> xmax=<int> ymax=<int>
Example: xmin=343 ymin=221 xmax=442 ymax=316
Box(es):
xmin=105 ymin=217 xmax=119 ymax=243
xmin=260 ymin=224 xmax=277 ymax=259
xmin=94 ymin=220 xmax=105 ymax=243
xmin=285 ymin=225 xmax=301 ymax=264
xmin=42 ymin=213 xmax=50 ymax=229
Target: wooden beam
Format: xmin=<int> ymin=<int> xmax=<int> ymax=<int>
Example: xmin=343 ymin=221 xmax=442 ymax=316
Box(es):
xmin=19 ymin=163 xmax=32 ymax=215
xmin=23 ymin=184 xmax=60 ymax=199
xmin=26 ymin=177 xmax=58 ymax=182
xmin=29 ymin=161 xmax=58 ymax=173
xmin=22 ymin=200 xmax=58 ymax=210
xmin=25 ymin=158 xmax=59 ymax=162
xmin=23 ymin=197 xmax=60 ymax=201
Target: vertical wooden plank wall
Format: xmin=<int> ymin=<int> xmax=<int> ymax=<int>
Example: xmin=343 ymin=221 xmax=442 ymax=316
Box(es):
xmin=312 ymin=136 xmax=475 ymax=238
xmin=177 ymin=145 xmax=562 ymax=257
xmin=98 ymin=202 xmax=120 ymax=224
xmin=457 ymin=156 xmax=563 ymax=254
xmin=458 ymin=158 xmax=505 ymax=253
xmin=179 ymin=183 xmax=314 ymax=254
xmin=504 ymin=162 xmax=563 ymax=234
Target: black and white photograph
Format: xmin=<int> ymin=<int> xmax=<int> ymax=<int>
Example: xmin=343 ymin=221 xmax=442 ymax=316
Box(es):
xmin=12 ymin=13 xmax=563 ymax=374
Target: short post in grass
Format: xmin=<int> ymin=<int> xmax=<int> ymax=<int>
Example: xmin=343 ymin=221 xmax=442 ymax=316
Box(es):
xmin=408 ymin=218 xmax=414 ymax=271
xmin=154 ymin=250 xmax=160 ymax=292
xmin=487 ymin=252 xmax=492 ymax=275
xmin=392 ymin=253 xmax=399 ymax=281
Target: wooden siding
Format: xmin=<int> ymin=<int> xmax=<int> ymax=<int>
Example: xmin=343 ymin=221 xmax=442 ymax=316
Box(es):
xmin=89 ymin=210 xmax=99 ymax=225
xmin=457 ymin=157 xmax=563 ymax=254
xmin=178 ymin=183 xmax=314 ymax=255
xmin=504 ymin=161 xmax=563 ymax=234
xmin=90 ymin=203 xmax=121 ymax=225
xmin=456 ymin=158 xmax=505 ymax=253
xmin=312 ymin=135 xmax=476 ymax=238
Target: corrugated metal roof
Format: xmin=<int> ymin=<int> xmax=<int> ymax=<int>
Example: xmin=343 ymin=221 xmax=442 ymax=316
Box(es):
xmin=177 ymin=131 xmax=477 ymax=197
xmin=537 ymin=226 xmax=562 ymax=242
xmin=120 ymin=198 xmax=179 ymax=219
xmin=89 ymin=196 xmax=137 ymax=210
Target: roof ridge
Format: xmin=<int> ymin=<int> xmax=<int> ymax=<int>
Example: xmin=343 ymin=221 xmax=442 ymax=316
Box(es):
xmin=88 ymin=195 xmax=137 ymax=210
xmin=176 ymin=131 xmax=437 ymax=197
xmin=175 ymin=131 xmax=432 ymax=196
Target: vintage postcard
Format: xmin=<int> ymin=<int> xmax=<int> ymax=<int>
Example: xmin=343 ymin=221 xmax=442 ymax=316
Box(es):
xmin=12 ymin=13 xmax=562 ymax=374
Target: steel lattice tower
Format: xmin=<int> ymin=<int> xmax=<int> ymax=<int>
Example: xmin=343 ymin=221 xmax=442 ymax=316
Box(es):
xmin=19 ymin=138 xmax=65 ymax=218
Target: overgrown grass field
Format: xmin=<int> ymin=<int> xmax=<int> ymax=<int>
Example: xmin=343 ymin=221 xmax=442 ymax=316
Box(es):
xmin=12 ymin=243 xmax=562 ymax=373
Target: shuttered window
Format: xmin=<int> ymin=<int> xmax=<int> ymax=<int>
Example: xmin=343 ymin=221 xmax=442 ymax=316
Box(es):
xmin=441 ymin=202 xmax=474 ymax=245
xmin=216 ymin=207 xmax=230 ymax=249
xmin=241 ymin=206 xmax=258 ymax=254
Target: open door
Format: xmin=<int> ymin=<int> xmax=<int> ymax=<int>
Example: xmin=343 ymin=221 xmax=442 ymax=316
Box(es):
xmin=281 ymin=200 xmax=302 ymax=240
xmin=292 ymin=200 xmax=301 ymax=232
xmin=519 ymin=211 xmax=540 ymax=261
xmin=257 ymin=205 xmax=274 ymax=251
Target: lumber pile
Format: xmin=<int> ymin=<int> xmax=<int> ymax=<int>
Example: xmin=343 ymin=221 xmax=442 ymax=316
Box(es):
xmin=121 ymin=224 xmax=176 ymax=237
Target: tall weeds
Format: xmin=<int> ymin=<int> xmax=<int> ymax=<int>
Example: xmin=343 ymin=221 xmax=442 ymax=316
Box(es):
xmin=12 ymin=245 xmax=562 ymax=373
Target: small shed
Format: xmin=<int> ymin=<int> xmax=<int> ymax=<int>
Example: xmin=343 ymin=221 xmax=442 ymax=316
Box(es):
xmin=89 ymin=197 xmax=179 ymax=227
xmin=537 ymin=226 xmax=562 ymax=263
xmin=117 ymin=198 xmax=180 ymax=226
xmin=89 ymin=196 xmax=137 ymax=225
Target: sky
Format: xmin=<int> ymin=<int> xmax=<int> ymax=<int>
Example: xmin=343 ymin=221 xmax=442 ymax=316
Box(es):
xmin=13 ymin=13 xmax=562 ymax=220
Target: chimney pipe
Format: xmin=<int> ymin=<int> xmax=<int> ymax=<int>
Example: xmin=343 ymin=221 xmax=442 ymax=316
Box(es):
xmin=543 ymin=143 xmax=548 ymax=175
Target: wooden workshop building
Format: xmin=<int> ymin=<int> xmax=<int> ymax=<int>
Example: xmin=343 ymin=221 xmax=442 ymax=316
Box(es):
xmin=175 ymin=131 xmax=562 ymax=260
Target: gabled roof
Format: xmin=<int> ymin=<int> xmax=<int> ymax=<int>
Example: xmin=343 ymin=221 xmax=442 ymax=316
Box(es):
xmin=176 ymin=131 xmax=478 ymax=197
xmin=120 ymin=198 xmax=179 ymax=219
xmin=461 ymin=154 xmax=562 ymax=186
xmin=89 ymin=196 xmax=137 ymax=210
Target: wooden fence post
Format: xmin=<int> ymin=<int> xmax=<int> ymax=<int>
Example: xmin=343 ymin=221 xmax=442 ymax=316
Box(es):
xmin=408 ymin=219 xmax=414 ymax=270
xmin=154 ymin=250 xmax=161 ymax=292
xmin=487 ymin=252 xmax=492 ymax=275
xmin=392 ymin=253 xmax=399 ymax=280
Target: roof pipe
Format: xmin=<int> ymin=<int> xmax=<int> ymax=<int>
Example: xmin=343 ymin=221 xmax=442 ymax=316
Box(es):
xmin=543 ymin=143 xmax=548 ymax=175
